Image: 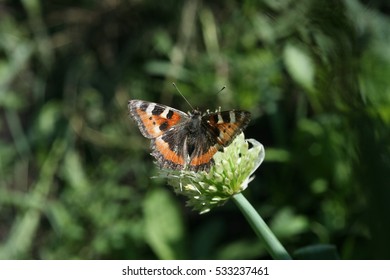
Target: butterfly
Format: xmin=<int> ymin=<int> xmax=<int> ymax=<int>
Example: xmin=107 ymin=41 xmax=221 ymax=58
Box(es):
xmin=128 ymin=99 xmax=251 ymax=172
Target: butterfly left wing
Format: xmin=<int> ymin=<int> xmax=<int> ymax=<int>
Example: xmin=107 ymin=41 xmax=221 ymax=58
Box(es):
xmin=128 ymin=100 xmax=188 ymax=139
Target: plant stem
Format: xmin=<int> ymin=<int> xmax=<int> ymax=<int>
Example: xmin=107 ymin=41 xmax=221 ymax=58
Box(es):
xmin=232 ymin=192 xmax=292 ymax=260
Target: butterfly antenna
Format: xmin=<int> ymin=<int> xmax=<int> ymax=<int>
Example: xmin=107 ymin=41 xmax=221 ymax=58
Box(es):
xmin=172 ymin=82 xmax=194 ymax=110
xmin=217 ymin=86 xmax=226 ymax=94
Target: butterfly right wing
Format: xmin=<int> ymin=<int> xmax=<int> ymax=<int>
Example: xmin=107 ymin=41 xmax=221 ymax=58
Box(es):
xmin=202 ymin=110 xmax=251 ymax=147
xmin=188 ymin=110 xmax=251 ymax=171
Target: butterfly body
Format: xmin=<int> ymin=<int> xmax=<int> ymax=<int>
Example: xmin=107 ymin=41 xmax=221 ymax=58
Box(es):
xmin=128 ymin=99 xmax=251 ymax=171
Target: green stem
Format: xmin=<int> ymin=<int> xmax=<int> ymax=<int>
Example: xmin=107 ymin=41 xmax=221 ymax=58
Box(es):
xmin=232 ymin=192 xmax=292 ymax=260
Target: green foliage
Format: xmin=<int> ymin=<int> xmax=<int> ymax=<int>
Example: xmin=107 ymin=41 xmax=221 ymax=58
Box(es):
xmin=0 ymin=0 xmax=389 ymax=259
xmin=143 ymin=187 xmax=185 ymax=259
xmin=294 ymin=244 xmax=339 ymax=260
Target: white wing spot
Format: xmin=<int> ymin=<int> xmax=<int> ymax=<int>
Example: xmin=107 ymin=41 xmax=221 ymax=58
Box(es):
xmin=161 ymin=107 xmax=170 ymax=118
xmin=229 ymin=111 xmax=236 ymax=123
xmin=217 ymin=113 xmax=224 ymax=124
xmin=146 ymin=103 xmax=155 ymax=114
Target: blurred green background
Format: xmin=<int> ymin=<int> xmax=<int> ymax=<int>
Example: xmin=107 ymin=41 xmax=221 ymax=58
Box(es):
xmin=0 ymin=0 xmax=389 ymax=259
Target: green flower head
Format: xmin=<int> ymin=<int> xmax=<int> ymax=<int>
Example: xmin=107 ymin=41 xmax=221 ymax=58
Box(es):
xmin=157 ymin=133 xmax=265 ymax=214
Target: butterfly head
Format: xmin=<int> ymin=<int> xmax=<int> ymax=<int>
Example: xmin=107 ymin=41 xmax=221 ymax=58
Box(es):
xmin=187 ymin=110 xmax=203 ymax=133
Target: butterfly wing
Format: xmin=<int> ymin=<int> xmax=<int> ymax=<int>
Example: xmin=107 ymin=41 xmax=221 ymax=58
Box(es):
xmin=202 ymin=110 xmax=251 ymax=147
xmin=187 ymin=110 xmax=251 ymax=171
xmin=128 ymin=100 xmax=188 ymax=139
xmin=129 ymin=99 xmax=191 ymax=170
xmin=151 ymin=128 xmax=188 ymax=170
